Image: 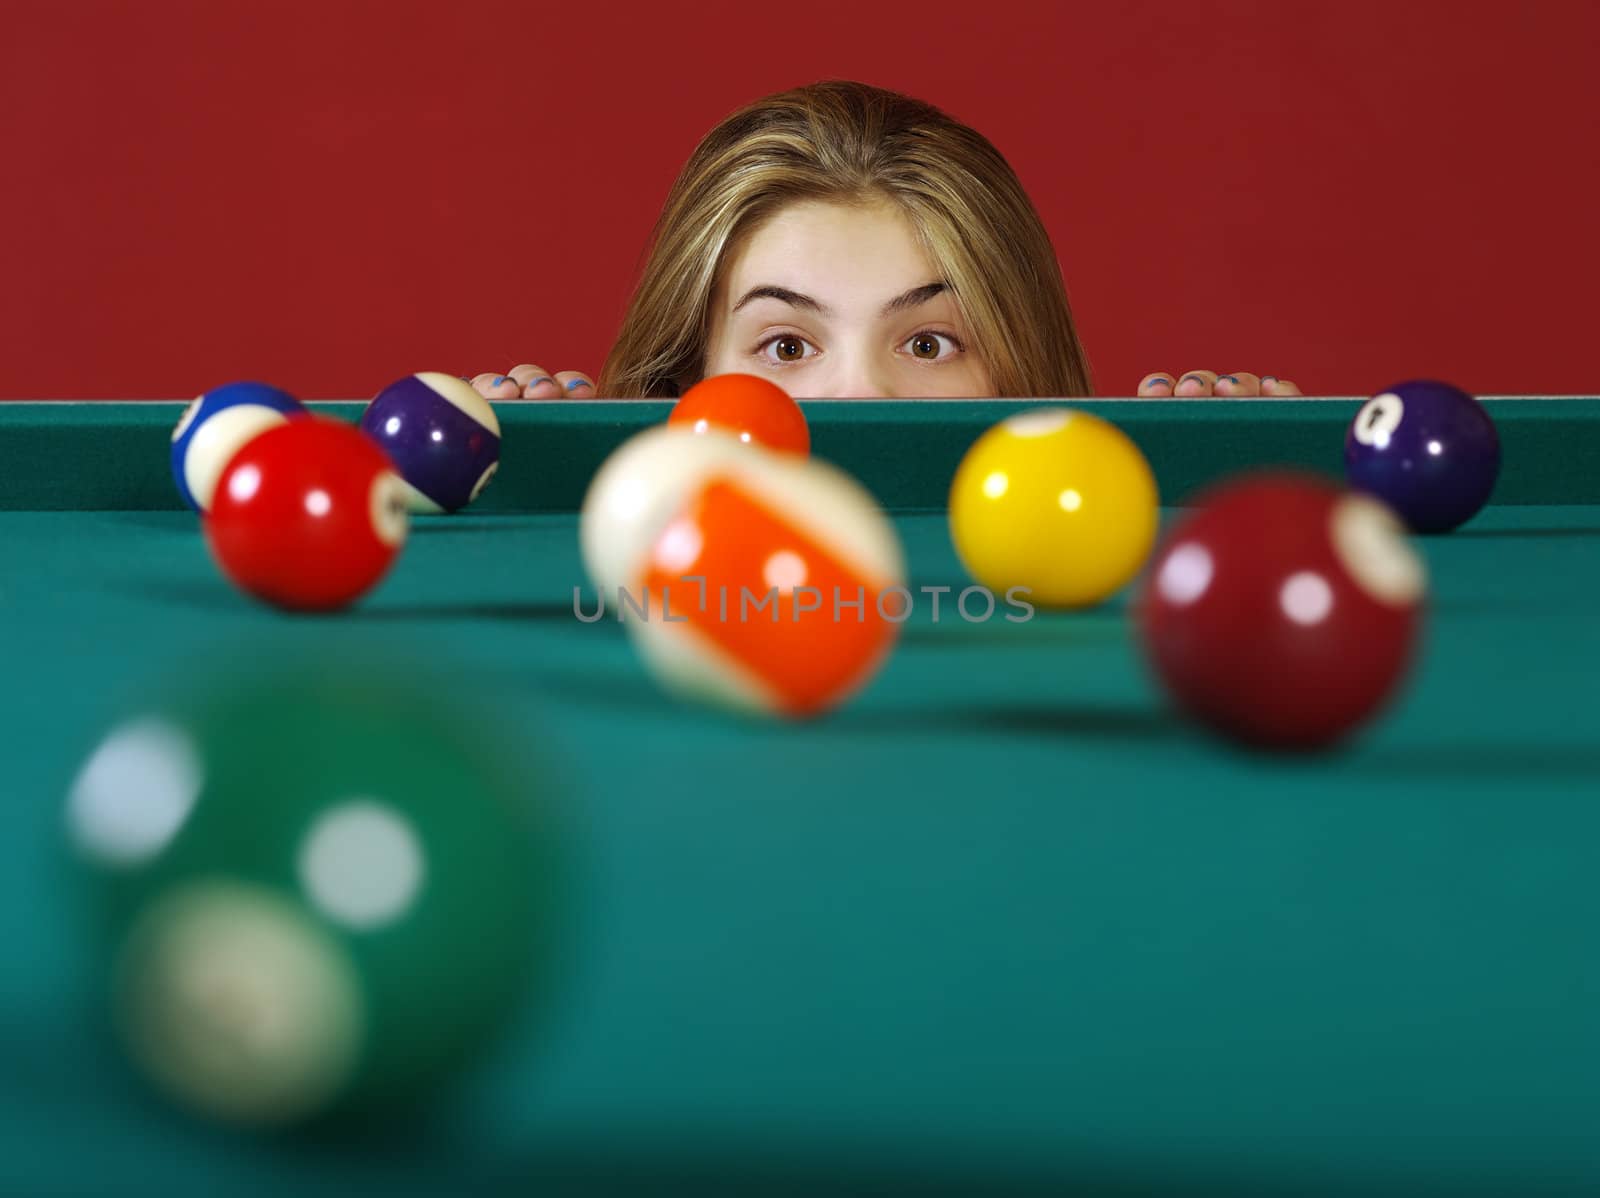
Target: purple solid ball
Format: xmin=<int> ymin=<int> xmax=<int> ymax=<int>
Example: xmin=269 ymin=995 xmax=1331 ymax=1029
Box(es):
xmin=1343 ymin=379 xmax=1500 ymax=533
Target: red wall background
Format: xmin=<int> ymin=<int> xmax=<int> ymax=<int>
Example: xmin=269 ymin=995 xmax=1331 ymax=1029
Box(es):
xmin=3 ymin=0 xmax=1596 ymax=400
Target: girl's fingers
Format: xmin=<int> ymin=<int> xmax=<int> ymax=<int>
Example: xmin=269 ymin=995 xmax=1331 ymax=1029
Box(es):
xmin=1173 ymin=370 xmax=1219 ymax=397
xmin=553 ymin=370 xmax=596 ymax=398
xmin=507 ymin=364 xmax=561 ymax=398
xmin=1143 ymin=370 xmax=1302 ymax=398
xmin=470 ymin=372 xmax=522 ymax=399
xmin=1212 ymin=372 xmax=1261 ymax=397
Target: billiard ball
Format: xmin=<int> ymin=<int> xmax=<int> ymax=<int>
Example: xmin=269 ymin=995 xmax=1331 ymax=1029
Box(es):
xmin=1344 ymin=379 xmax=1500 ymax=533
xmin=64 ymin=665 xmax=559 ymax=1126
xmin=580 ymin=424 xmax=754 ymax=602
xmin=668 ymin=372 xmax=810 ymax=455
xmin=205 ymin=417 xmax=409 ymax=611
xmin=359 ymin=372 xmax=502 ymax=513
xmin=1136 ymin=472 xmax=1426 ymax=750
xmin=626 ymin=451 xmax=904 ymax=718
xmin=948 ymin=408 xmax=1159 ymax=608
xmin=171 ymin=381 xmax=307 ymax=513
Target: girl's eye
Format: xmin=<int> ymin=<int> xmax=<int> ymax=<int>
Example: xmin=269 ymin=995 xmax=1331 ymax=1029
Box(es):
xmin=757 ymin=334 xmax=814 ymax=364
xmin=905 ymin=331 xmax=964 ymax=360
xmin=754 ymin=330 xmax=967 ymax=364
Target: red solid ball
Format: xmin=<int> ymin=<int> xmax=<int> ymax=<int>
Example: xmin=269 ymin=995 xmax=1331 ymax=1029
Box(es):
xmin=1136 ymin=472 xmax=1426 ymax=750
xmin=205 ymin=417 xmax=410 ymax=611
xmin=668 ymin=373 xmax=810 ymax=455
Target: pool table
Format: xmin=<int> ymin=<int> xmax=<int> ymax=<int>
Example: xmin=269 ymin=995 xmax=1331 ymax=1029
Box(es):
xmin=3 ymin=396 xmax=1599 ymax=1196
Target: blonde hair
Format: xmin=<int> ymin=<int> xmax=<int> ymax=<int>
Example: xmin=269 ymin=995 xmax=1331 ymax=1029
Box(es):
xmin=596 ymin=80 xmax=1093 ymax=399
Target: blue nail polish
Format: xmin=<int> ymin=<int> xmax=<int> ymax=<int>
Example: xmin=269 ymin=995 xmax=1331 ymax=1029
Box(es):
xmin=493 ymin=376 xmax=507 ymax=387
xmin=565 ymin=378 xmax=588 ymax=391
xmin=1219 ymin=375 xmax=1239 ymax=385
xmin=530 ymin=377 xmax=553 ymax=388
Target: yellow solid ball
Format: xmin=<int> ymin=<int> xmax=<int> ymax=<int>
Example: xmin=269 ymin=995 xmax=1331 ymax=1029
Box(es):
xmin=948 ymin=408 xmax=1160 ymax=608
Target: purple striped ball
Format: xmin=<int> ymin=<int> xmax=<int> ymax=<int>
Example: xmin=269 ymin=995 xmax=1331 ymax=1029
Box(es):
xmin=360 ymin=373 xmax=502 ymax=514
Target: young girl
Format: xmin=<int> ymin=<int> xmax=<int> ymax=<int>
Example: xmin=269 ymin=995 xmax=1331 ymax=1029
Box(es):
xmin=468 ymin=80 xmax=1299 ymax=402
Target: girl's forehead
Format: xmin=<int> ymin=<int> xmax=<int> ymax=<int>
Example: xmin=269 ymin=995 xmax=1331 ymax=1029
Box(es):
xmin=719 ymin=198 xmax=941 ymax=306
xmin=737 ymin=196 xmax=913 ymax=252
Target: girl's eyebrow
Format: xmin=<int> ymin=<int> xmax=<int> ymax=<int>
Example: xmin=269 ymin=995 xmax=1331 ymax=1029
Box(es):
xmin=731 ymin=281 xmax=947 ymax=318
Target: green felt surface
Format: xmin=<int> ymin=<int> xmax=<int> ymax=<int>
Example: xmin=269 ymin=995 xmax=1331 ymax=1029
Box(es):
xmin=3 ymin=498 xmax=1599 ymax=1196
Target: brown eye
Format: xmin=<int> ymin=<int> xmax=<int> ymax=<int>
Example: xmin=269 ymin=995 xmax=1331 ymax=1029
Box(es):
xmin=911 ymin=334 xmax=940 ymax=359
xmin=774 ymin=336 xmax=805 ymax=361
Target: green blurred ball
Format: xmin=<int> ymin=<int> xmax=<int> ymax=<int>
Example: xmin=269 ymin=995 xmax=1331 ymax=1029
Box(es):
xmin=66 ymin=665 xmax=564 ymax=1127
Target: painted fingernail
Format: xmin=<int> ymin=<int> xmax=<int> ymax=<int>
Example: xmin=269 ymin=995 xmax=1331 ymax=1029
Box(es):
xmin=1218 ymin=375 xmax=1239 ymax=386
xmin=1148 ymin=377 xmax=1172 ymax=388
xmin=566 ymin=378 xmax=589 ymax=391
xmin=529 ymin=377 xmax=554 ymax=389
xmin=1262 ymin=375 xmax=1278 ymax=384
xmin=493 ymin=375 xmax=508 ymax=387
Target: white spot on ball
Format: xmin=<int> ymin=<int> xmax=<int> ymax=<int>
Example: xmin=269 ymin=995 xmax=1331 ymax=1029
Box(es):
xmin=1157 ymin=543 xmax=1213 ymax=606
xmin=1352 ymin=392 xmax=1405 ymax=449
xmin=188 ymin=408 xmax=288 ymax=511
xmin=763 ymin=549 xmax=808 ymax=591
xmin=653 ymin=518 xmax=704 ymax=573
xmin=304 ymin=489 xmax=332 ymax=518
xmin=227 ymin=463 xmax=262 ymax=504
xmin=116 ymin=882 xmax=365 ymax=1125
xmin=1330 ymin=495 xmax=1426 ymax=607
xmin=1003 ymin=409 xmax=1072 ymax=438
xmin=68 ymin=718 xmax=202 ymax=866
xmin=414 ymin=372 xmax=501 ymax=436
xmin=298 ymin=800 xmax=426 ymax=930
xmin=610 ymin=477 xmax=649 ymax=524
xmin=1280 ymin=571 xmax=1334 ymax=626
xmin=368 ymin=473 xmax=410 ymax=548
xmin=467 ymin=461 xmax=498 ymax=505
